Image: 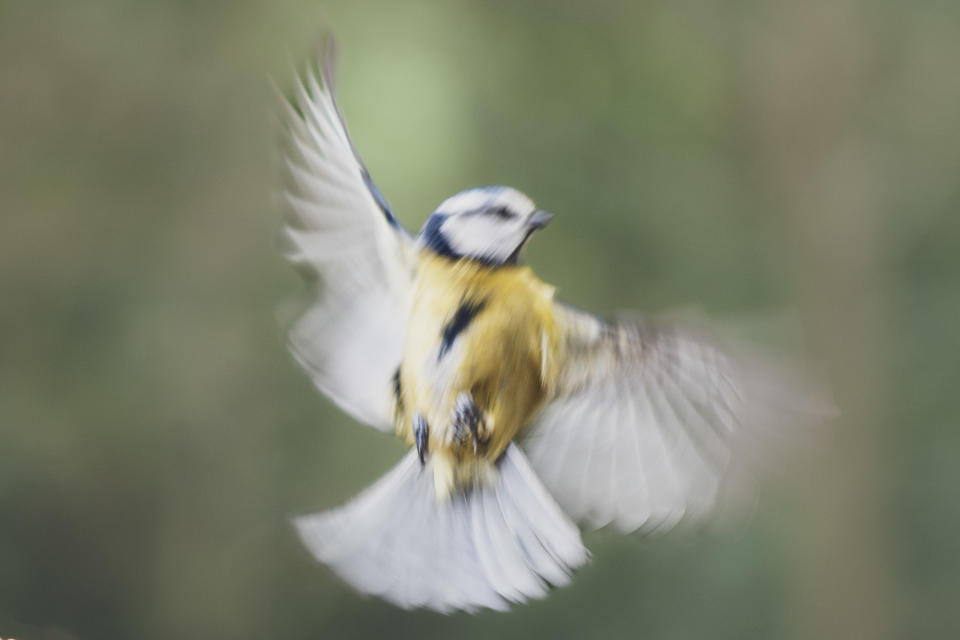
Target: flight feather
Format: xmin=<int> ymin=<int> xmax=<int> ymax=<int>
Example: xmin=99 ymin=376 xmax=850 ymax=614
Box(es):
xmin=277 ymin=46 xmax=414 ymax=431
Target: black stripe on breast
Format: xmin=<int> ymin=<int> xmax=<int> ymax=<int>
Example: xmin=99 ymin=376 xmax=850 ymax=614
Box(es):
xmin=438 ymin=298 xmax=487 ymax=361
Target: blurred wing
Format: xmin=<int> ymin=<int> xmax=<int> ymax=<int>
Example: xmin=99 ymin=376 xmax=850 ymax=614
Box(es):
xmin=523 ymin=303 xmax=826 ymax=532
xmin=278 ymin=47 xmax=415 ymax=431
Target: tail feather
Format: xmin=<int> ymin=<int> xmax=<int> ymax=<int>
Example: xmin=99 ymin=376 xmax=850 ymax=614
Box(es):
xmin=294 ymin=444 xmax=588 ymax=613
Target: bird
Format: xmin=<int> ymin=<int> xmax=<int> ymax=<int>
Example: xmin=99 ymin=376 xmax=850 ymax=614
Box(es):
xmin=276 ymin=43 xmax=827 ymax=613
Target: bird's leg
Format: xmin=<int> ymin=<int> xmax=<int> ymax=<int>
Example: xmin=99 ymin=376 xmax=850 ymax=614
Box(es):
xmin=452 ymin=391 xmax=489 ymax=452
xmin=413 ymin=412 xmax=429 ymax=464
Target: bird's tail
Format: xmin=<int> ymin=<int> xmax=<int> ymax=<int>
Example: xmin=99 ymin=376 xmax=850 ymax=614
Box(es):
xmin=294 ymin=444 xmax=588 ymax=613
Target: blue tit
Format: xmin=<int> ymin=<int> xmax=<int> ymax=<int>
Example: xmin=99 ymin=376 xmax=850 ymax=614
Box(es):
xmin=277 ymin=45 xmax=828 ymax=613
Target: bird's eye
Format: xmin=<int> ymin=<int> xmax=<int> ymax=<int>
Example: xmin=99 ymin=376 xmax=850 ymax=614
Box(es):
xmin=489 ymin=206 xmax=515 ymax=220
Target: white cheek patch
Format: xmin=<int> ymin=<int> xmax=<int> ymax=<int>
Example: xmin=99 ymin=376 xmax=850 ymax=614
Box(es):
xmin=441 ymin=215 xmax=523 ymax=263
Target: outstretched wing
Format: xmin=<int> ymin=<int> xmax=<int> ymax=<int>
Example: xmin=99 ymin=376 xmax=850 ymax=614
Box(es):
xmin=278 ymin=46 xmax=415 ymax=431
xmin=523 ymin=304 xmax=826 ymax=532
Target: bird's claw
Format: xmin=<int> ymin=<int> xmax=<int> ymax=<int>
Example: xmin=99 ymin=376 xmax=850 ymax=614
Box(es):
xmin=452 ymin=392 xmax=488 ymax=452
xmin=413 ymin=413 xmax=429 ymax=464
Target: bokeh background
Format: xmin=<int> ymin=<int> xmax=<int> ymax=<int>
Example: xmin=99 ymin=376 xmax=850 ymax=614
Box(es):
xmin=2 ymin=1 xmax=959 ymax=638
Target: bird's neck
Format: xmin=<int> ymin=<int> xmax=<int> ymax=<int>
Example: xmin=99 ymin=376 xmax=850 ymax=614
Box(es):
xmin=415 ymin=251 xmax=551 ymax=297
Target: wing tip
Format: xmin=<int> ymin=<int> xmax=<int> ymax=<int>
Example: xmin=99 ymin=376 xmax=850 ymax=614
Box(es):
xmin=275 ymin=35 xmax=406 ymax=234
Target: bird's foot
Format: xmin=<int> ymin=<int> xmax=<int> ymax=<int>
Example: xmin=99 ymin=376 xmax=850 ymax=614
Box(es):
xmin=413 ymin=413 xmax=429 ymax=464
xmin=452 ymin=392 xmax=489 ymax=452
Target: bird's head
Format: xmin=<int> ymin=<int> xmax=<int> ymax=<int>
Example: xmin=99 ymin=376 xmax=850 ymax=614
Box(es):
xmin=417 ymin=186 xmax=554 ymax=266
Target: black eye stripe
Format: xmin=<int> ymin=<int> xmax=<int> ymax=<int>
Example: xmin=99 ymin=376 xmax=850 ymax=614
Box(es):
xmin=456 ymin=205 xmax=517 ymax=219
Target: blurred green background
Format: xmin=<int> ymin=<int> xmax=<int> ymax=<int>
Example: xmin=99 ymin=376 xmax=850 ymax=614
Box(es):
xmin=2 ymin=1 xmax=959 ymax=638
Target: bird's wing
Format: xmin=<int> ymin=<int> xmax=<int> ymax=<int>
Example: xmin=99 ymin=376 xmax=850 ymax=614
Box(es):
xmin=522 ymin=303 xmax=827 ymax=532
xmin=278 ymin=46 xmax=415 ymax=431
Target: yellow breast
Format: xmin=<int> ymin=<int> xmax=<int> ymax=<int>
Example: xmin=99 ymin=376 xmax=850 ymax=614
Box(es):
xmin=396 ymin=253 xmax=559 ymax=493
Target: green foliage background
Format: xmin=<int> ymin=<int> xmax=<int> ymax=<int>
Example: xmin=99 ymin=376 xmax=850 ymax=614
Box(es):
xmin=2 ymin=1 xmax=959 ymax=638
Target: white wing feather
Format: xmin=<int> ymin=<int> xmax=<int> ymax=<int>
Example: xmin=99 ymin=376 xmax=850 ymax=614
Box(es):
xmin=278 ymin=51 xmax=414 ymax=431
xmin=524 ymin=305 xmax=826 ymax=532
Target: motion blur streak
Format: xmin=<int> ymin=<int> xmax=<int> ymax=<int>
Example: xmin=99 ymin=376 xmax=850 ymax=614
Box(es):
xmin=2 ymin=1 xmax=958 ymax=638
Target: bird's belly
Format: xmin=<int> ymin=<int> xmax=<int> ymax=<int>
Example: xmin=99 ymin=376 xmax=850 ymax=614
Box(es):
xmin=397 ymin=289 xmax=548 ymax=494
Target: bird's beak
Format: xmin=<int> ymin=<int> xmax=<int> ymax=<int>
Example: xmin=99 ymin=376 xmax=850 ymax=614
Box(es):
xmin=528 ymin=209 xmax=555 ymax=229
